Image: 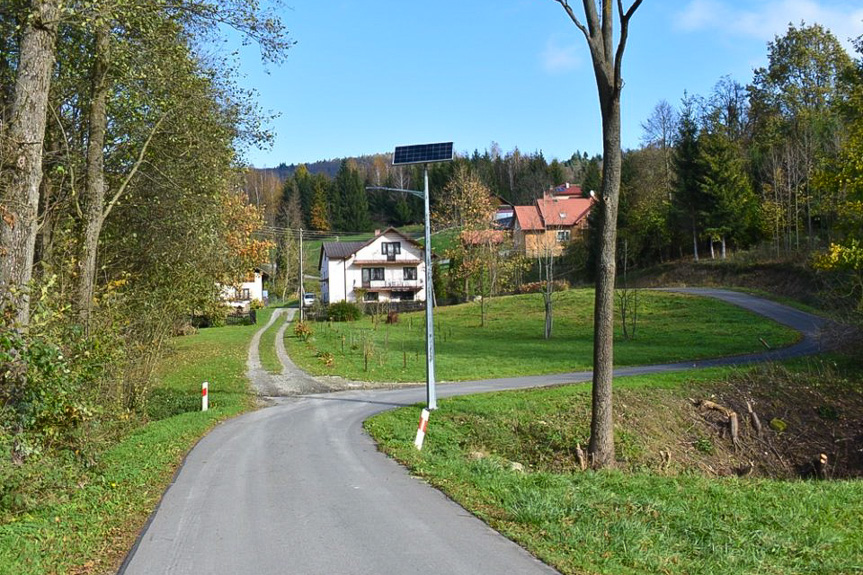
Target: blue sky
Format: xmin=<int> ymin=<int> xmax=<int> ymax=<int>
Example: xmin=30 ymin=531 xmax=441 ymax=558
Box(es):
xmin=236 ymin=0 xmax=863 ymax=168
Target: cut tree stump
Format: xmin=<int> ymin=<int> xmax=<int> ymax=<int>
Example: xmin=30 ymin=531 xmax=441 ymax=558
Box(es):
xmin=746 ymin=401 xmax=763 ymax=436
xmin=696 ymin=399 xmax=740 ymax=448
xmin=575 ymin=443 xmax=587 ymax=471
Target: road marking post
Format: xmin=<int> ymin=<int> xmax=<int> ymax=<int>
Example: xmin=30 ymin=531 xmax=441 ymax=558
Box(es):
xmin=414 ymin=409 xmax=430 ymax=450
xmin=202 ymin=381 xmax=209 ymax=412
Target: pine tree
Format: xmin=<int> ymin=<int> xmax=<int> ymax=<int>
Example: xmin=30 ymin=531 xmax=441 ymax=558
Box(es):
xmin=672 ymin=96 xmax=705 ymax=260
xmin=333 ymin=160 xmax=371 ymax=231
xmin=697 ymin=131 xmax=760 ymax=257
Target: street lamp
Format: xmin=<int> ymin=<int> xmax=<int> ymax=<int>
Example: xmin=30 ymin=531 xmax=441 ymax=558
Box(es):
xmin=366 ymin=142 xmax=453 ymax=410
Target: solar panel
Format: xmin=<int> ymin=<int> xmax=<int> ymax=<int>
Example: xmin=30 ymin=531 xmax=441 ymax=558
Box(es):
xmin=392 ymin=142 xmax=454 ymax=166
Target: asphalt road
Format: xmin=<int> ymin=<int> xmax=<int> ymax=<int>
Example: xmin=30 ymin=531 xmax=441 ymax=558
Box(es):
xmin=118 ymin=289 xmax=831 ymax=574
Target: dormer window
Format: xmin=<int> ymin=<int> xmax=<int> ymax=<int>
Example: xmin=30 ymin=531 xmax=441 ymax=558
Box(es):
xmin=383 ymin=241 xmax=401 ymax=261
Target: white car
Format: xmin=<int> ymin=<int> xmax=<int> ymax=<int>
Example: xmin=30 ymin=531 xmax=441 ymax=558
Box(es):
xmin=302 ymin=293 xmax=315 ymax=308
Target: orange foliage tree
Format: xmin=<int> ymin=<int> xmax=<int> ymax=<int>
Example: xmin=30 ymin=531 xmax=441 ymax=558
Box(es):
xmin=221 ymin=191 xmax=274 ymax=285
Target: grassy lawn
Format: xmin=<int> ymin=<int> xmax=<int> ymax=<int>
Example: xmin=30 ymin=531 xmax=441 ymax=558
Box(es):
xmin=365 ymin=366 xmax=863 ymax=575
xmin=257 ymin=306 xmax=287 ymax=374
xmin=286 ymin=289 xmax=799 ymax=382
xmin=0 ymin=319 xmax=261 ymax=575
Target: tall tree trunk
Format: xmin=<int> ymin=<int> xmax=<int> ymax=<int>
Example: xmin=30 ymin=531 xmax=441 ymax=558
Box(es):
xmin=0 ymin=0 xmax=60 ymax=325
xmin=589 ymin=92 xmax=621 ymax=468
xmin=77 ymin=22 xmax=110 ymax=324
xmin=553 ymin=0 xmax=643 ymax=469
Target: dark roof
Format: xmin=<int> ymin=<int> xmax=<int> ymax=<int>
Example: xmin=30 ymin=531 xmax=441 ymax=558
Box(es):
xmin=319 ymin=228 xmax=427 ymax=271
xmin=321 ymin=241 xmax=367 ymax=260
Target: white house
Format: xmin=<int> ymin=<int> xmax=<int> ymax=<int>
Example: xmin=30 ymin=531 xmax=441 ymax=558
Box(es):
xmin=220 ymin=269 xmax=266 ymax=311
xmin=318 ymin=228 xmax=426 ymax=304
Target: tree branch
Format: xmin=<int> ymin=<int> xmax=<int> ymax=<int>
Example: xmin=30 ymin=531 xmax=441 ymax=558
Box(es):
xmin=614 ymin=0 xmax=643 ymax=91
xmin=102 ymin=112 xmax=168 ymax=222
xmin=553 ymin=0 xmax=589 ymax=39
xmin=48 ymin=105 xmax=81 ymax=220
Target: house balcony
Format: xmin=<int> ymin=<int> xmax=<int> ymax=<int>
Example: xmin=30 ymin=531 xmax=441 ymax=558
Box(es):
xmin=360 ymin=280 xmax=423 ymax=291
xmin=352 ymin=258 xmax=422 ymax=266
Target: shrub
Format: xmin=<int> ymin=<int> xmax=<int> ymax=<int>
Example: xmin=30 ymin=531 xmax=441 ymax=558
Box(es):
xmin=316 ymin=351 xmax=335 ymax=367
xmin=386 ymin=311 xmax=399 ymax=324
xmin=293 ymin=321 xmax=313 ymax=341
xmin=516 ymin=280 xmax=571 ymax=294
xmin=328 ymin=301 xmax=361 ymax=322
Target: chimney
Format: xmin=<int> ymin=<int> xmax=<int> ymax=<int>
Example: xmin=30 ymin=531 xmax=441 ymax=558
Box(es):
xmin=374 ymin=229 xmax=381 ymax=236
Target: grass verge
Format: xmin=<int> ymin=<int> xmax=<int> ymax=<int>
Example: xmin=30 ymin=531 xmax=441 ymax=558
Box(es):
xmin=0 ymin=320 xmax=260 ymax=575
xmin=287 ymin=289 xmax=798 ymax=382
xmin=366 ymin=364 xmax=863 ymax=574
xmin=257 ymin=307 xmax=285 ymax=374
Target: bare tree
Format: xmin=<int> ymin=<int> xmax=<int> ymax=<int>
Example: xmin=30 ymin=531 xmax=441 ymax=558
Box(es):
xmin=641 ymin=99 xmax=678 ymax=199
xmin=551 ymin=0 xmax=643 ymax=468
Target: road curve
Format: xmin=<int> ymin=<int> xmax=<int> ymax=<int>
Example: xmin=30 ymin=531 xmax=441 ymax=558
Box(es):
xmin=119 ymin=289 xmax=831 ymax=574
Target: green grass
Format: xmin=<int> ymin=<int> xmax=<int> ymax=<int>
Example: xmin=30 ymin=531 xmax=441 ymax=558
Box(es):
xmin=0 ymin=321 xmax=260 ymax=575
xmin=366 ymin=367 xmax=863 ymax=575
xmin=286 ymin=289 xmax=799 ymax=382
xmin=256 ymin=307 xmax=285 ymax=374
xmin=430 ymin=227 xmax=460 ymax=253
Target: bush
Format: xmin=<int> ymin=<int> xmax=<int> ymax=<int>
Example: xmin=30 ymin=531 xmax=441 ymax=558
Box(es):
xmin=516 ymin=280 xmax=571 ymax=294
xmin=0 ymin=301 xmax=106 ymax=458
xmin=293 ymin=321 xmax=313 ymax=341
xmin=328 ymin=301 xmax=361 ymax=322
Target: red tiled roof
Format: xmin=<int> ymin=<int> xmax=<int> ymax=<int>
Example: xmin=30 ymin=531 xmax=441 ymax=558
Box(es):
xmin=536 ymin=196 xmax=593 ymax=227
xmin=514 ymin=205 xmax=544 ymax=231
xmin=551 ymin=183 xmax=584 ymax=197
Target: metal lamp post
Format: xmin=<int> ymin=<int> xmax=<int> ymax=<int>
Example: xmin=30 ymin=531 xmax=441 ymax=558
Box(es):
xmin=366 ymin=142 xmax=453 ymax=410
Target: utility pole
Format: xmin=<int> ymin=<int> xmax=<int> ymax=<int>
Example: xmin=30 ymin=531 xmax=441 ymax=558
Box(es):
xmin=299 ymin=227 xmax=304 ymax=322
xmin=366 ymin=142 xmax=453 ymax=411
xmin=421 ymin=166 xmax=436 ymax=409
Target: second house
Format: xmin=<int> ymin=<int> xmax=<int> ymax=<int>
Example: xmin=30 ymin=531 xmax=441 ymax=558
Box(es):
xmin=319 ymin=228 xmax=427 ymax=305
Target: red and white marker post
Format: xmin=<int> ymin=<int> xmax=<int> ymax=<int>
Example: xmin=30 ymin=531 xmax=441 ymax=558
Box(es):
xmin=202 ymin=381 xmax=209 ymax=412
xmin=414 ymin=408 xmax=430 ymax=450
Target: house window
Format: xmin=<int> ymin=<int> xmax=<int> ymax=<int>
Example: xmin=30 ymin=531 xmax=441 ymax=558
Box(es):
xmin=556 ymin=230 xmax=571 ymax=242
xmin=362 ymin=267 xmax=385 ymax=284
xmin=241 ymin=288 xmax=251 ymax=299
xmin=403 ymin=267 xmax=417 ymax=281
xmin=383 ymin=241 xmax=401 ymax=261
xmin=364 ymin=291 xmax=379 ymax=302
xmin=392 ymin=291 xmax=414 ymax=301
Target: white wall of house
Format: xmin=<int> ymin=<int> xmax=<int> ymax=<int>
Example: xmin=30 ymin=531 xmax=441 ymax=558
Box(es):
xmin=321 ymin=231 xmax=426 ymax=304
xmin=320 ymin=255 xmax=345 ymax=303
xmin=220 ymin=271 xmax=264 ymax=310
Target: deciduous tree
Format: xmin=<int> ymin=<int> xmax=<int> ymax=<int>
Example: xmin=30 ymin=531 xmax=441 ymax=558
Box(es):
xmin=0 ymin=0 xmax=61 ymax=325
xmin=550 ymin=0 xmax=643 ymax=468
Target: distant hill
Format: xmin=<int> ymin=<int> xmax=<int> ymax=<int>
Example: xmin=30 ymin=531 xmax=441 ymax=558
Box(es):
xmin=254 ymin=154 xmax=388 ymax=181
